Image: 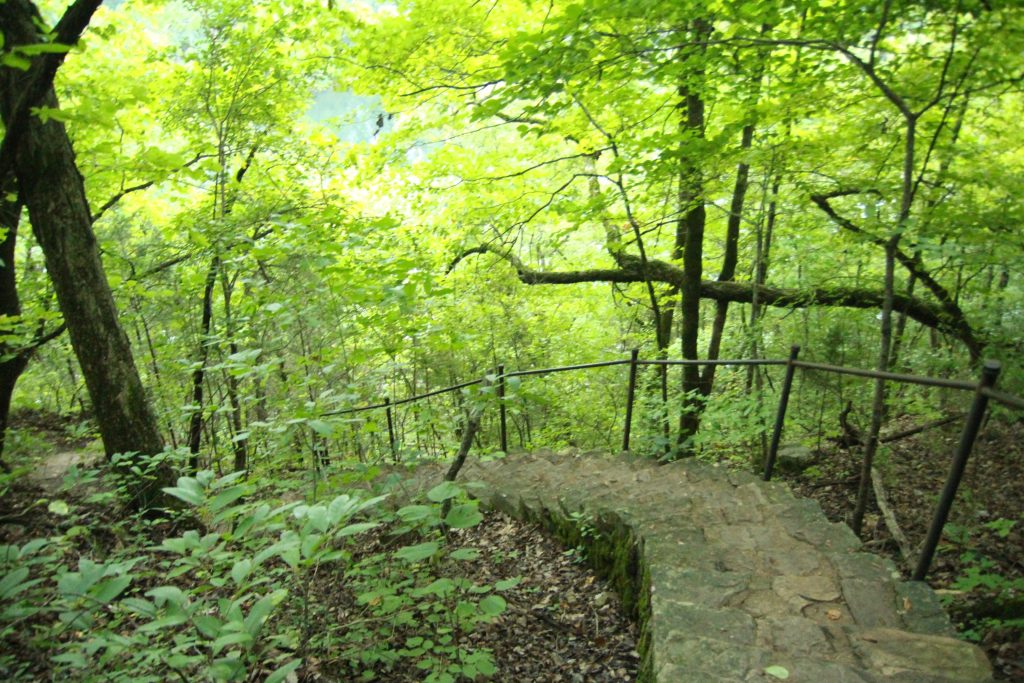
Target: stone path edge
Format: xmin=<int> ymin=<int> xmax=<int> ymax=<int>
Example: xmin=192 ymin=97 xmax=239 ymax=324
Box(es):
xmin=389 ymin=451 xmax=993 ymax=683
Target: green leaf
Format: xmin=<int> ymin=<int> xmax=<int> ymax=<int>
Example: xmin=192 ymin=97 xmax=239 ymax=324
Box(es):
xmin=265 ymin=659 xmax=302 ymax=683
xmin=146 ymin=585 xmax=187 ymax=607
xmin=212 ymin=631 xmax=252 ymax=654
xmin=162 ymin=477 xmax=204 ymax=506
xmin=337 ymin=521 xmax=378 ymax=537
xmin=243 ymin=593 xmax=278 ymax=636
xmin=47 ymin=500 xmax=70 ymax=515
xmin=478 ymin=594 xmax=506 ymax=616
xmin=194 ymin=614 xmax=223 ymax=638
xmin=0 ymin=567 xmax=31 ymax=599
xmin=51 ymin=652 xmax=88 ymax=668
xmin=397 ymin=504 xmax=435 ymax=523
xmin=449 ymin=548 xmax=480 ymax=561
xmin=426 ymin=481 xmax=461 ymax=502
xmin=17 ymin=42 xmax=71 ymax=56
xmin=395 ymin=541 xmax=439 ymax=563
xmin=91 ymin=575 xmax=132 ymax=603
xmin=765 ymin=665 xmax=790 ymax=679
xmin=308 ymin=419 xmax=335 ymax=437
xmin=231 ymin=559 xmax=252 ymax=586
xmin=209 ymin=485 xmax=246 ymax=513
xmin=495 ymin=577 xmax=522 ymax=590
xmin=443 ymin=503 xmax=482 ymax=529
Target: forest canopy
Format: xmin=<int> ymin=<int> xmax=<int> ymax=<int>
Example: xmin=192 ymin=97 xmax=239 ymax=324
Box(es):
xmin=0 ymin=0 xmax=1018 ymax=470
xmin=1 ymin=0 xmax=1023 ymax=680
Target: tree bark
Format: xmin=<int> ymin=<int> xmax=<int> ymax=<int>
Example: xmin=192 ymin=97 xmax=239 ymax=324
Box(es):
xmin=0 ymin=177 xmax=26 ymax=470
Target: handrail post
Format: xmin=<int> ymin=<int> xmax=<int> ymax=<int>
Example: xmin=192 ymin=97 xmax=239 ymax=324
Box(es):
xmin=913 ymin=360 xmax=1000 ymax=581
xmin=764 ymin=345 xmax=800 ymax=481
xmin=622 ymin=348 xmax=640 ymax=452
xmin=385 ymin=397 xmax=397 ymax=463
xmin=497 ymin=364 xmax=508 ymax=453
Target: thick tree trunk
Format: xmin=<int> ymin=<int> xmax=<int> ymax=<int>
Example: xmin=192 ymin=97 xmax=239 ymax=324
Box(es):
xmin=0 ymin=178 xmax=25 ymax=470
xmin=1 ymin=1 xmax=168 ymax=508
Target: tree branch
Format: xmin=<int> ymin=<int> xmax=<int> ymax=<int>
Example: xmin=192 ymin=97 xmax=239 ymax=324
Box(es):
xmin=810 ymin=192 xmax=980 ymax=357
xmin=91 ymin=153 xmax=211 ymax=223
xmin=449 ymin=244 xmax=980 ymax=351
xmin=0 ymin=0 xmax=103 ymax=180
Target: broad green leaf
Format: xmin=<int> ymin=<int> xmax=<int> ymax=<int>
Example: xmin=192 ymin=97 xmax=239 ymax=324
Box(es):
xmin=209 ymin=485 xmax=246 ymax=513
xmin=47 ymin=500 xmax=70 ymax=515
xmin=426 ymin=481 xmax=461 ymax=502
xmin=162 ymin=477 xmax=204 ymax=506
xmin=146 ymin=585 xmax=187 ymax=607
xmin=495 ymin=577 xmax=522 ymax=590
xmin=395 ymin=541 xmax=439 ymax=563
xmin=449 ymin=548 xmax=480 ymax=561
xmin=765 ymin=665 xmax=790 ymax=679
xmin=397 ymin=504 xmax=435 ymax=523
xmin=212 ymin=631 xmax=252 ymax=654
xmin=265 ymin=659 xmax=302 ymax=683
xmin=0 ymin=567 xmax=31 ymax=599
xmin=308 ymin=419 xmax=335 ymax=437
xmin=337 ymin=521 xmax=378 ymax=537
xmin=231 ymin=559 xmax=252 ymax=586
xmin=91 ymin=575 xmax=132 ymax=603
xmin=478 ymin=594 xmax=507 ymax=617
xmin=243 ymin=593 xmax=278 ymax=636
xmin=444 ymin=503 xmax=482 ymax=529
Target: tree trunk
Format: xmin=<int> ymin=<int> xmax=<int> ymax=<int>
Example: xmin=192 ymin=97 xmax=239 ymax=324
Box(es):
xmin=701 ymin=122 xmax=754 ymax=394
xmin=0 ymin=48 xmax=168 ymax=510
xmin=675 ymin=18 xmax=711 ymax=453
xmin=187 ymin=256 xmax=219 ymax=471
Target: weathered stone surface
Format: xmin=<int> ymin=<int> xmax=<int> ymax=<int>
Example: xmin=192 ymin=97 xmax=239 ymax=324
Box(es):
xmin=842 ymin=578 xmax=903 ymax=628
xmin=849 ymin=627 xmax=993 ymax=682
xmin=383 ymin=453 xmax=991 ymax=682
xmin=895 ymin=580 xmax=956 ymax=637
xmin=776 ymin=444 xmax=817 ymax=473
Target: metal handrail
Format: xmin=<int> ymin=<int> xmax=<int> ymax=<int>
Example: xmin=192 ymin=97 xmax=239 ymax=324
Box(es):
xmin=315 ymin=346 xmax=1023 ymax=582
xmin=639 ymin=358 xmax=788 ymax=367
xmin=793 ymin=360 xmax=977 ymax=391
xmin=981 ymin=386 xmax=1024 ymax=410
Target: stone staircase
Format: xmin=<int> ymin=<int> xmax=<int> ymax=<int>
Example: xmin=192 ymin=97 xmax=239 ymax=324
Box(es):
xmin=393 ymin=450 xmax=992 ymax=682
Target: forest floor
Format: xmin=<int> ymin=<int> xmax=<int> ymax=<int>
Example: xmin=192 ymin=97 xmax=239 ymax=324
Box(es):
xmin=4 ymin=409 xmax=1020 ymax=680
xmin=784 ymin=417 xmax=1024 ymax=681
xmin=0 ymin=410 xmax=638 ymax=682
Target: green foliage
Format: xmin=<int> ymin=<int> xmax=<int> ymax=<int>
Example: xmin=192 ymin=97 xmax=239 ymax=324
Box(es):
xmin=0 ymin=470 xmax=514 ymax=681
xmin=938 ymin=518 xmax=1024 ymax=643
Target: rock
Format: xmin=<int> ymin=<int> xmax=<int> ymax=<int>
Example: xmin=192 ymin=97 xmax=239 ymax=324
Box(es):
xmin=776 ymin=444 xmax=816 ymax=474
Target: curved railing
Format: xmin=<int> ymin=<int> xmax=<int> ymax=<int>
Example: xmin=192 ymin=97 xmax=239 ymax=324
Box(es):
xmin=320 ymin=345 xmax=1023 ymax=580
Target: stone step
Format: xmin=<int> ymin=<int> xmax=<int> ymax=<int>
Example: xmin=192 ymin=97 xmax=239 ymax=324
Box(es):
xmin=382 ymin=453 xmax=992 ymax=682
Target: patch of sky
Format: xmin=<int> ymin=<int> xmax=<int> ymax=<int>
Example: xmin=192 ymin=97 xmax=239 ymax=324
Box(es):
xmin=307 ymin=89 xmax=391 ymax=144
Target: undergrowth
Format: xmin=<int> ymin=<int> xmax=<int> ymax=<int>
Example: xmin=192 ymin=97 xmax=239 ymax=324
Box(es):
xmin=0 ymin=456 xmax=515 ymax=682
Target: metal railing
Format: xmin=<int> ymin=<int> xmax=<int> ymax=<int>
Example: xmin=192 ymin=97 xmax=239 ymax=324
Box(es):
xmin=320 ymin=345 xmax=1023 ymax=581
